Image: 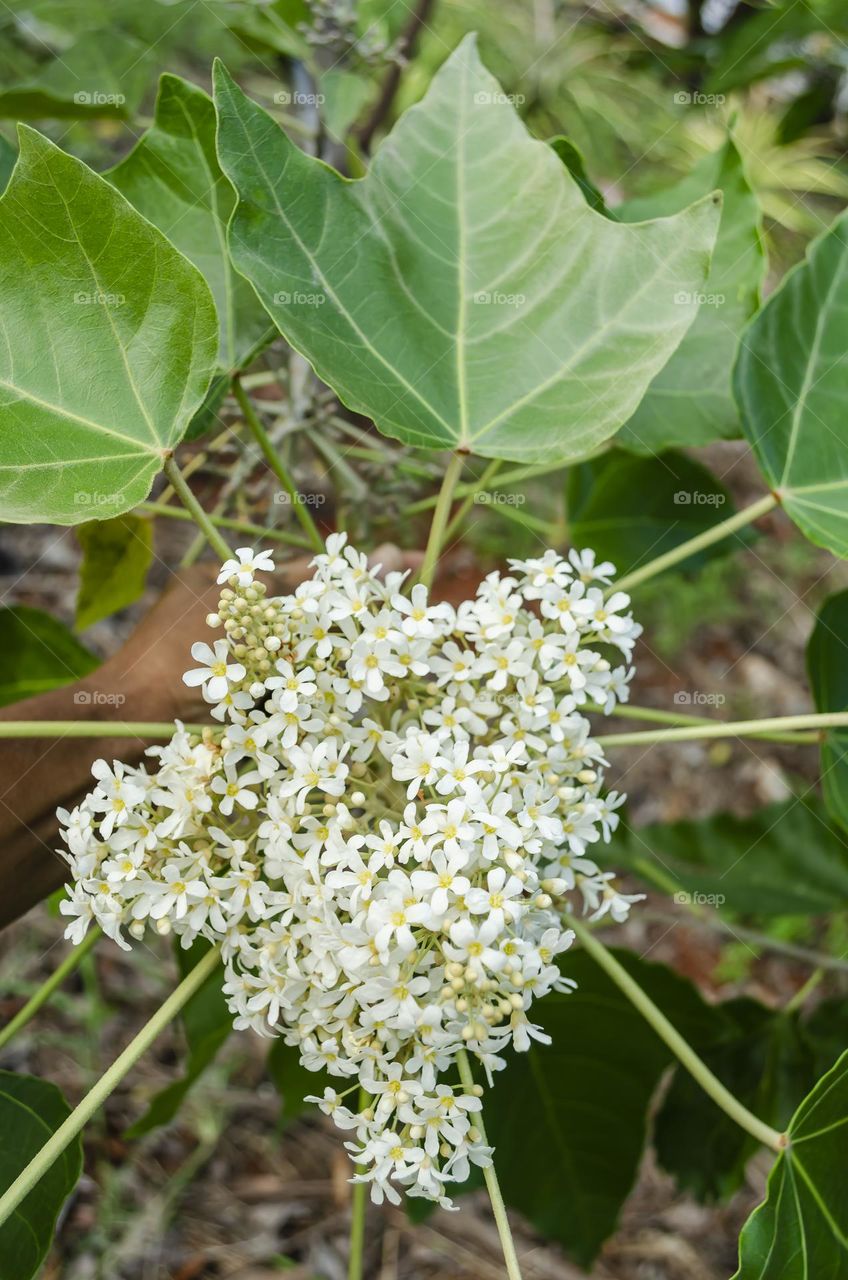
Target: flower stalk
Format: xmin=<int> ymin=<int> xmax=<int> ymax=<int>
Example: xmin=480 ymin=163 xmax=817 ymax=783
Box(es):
xmin=418 ymin=451 xmax=465 ymax=588
xmin=232 ymin=376 xmax=324 ymax=553
xmin=163 ymin=456 xmax=233 ymax=560
xmin=137 ymin=500 xmax=312 ymax=549
xmin=0 ymin=945 xmax=222 ymax=1232
xmin=566 ymin=917 xmax=785 ymax=1153
xmin=457 ymin=1050 xmax=524 ymax=1280
xmin=596 ymin=711 xmax=846 ymax=747
xmin=0 ymin=721 xmax=215 ymax=739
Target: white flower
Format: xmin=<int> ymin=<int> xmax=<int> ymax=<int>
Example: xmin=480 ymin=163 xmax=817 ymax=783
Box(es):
xmin=184 ymin=640 xmax=246 ymax=702
xmin=217 ymin=546 xmax=275 ymax=586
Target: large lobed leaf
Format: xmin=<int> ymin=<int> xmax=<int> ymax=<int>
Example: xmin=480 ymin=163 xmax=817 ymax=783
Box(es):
xmin=733 ymin=1048 xmax=848 ymax=1278
xmin=108 ymin=74 xmax=271 ymax=375
xmin=734 ymin=207 xmax=848 ymax=559
xmin=0 ymin=127 xmax=218 ymax=525
xmin=213 ymin=35 xmax=720 ymax=463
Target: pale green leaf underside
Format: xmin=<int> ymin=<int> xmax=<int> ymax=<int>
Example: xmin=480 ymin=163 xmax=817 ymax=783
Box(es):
xmin=734 ymin=207 xmax=848 ymax=558
xmin=109 ymin=73 xmax=270 ymax=373
xmin=214 ymin=35 xmax=720 ymax=463
xmin=0 ymin=127 xmax=218 ymax=525
xmin=733 ymin=1048 xmax=848 ymax=1278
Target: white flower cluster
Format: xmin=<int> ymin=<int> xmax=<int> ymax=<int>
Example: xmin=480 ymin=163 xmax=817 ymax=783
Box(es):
xmin=59 ymin=537 xmax=642 ymax=1208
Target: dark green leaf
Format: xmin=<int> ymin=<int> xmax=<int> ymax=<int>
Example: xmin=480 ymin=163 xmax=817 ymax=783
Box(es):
xmin=613 ymin=796 xmax=848 ymax=916
xmin=214 ymin=37 xmax=719 ymax=463
xmin=267 ymin=1038 xmax=327 ymax=1126
xmin=75 ymin=513 xmax=153 ymax=631
xmin=733 ymin=1048 xmax=848 ymax=1278
xmin=485 ymin=949 xmax=723 ymax=1267
xmin=807 ymin=589 xmax=848 ymax=834
xmin=0 ymin=1070 xmax=83 ymax=1280
xmin=548 ymin=136 xmax=613 ymax=216
xmin=656 ymin=1003 xmax=815 ymax=1201
xmin=566 ymin=448 xmax=736 ymax=579
xmin=0 ymin=606 xmax=98 ymax=707
xmin=126 ymin=941 xmax=232 ymax=1137
xmin=734 ymin=207 xmax=848 ymax=558
xmin=0 ymin=30 xmax=149 ymax=119
xmin=617 ymin=138 xmax=765 ymax=453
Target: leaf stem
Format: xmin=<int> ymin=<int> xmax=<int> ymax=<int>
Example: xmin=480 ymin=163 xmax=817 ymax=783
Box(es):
xmin=403 ymin=459 xmax=560 ymax=516
xmin=613 ymin=492 xmax=779 ymax=594
xmin=232 ymin=377 xmax=324 ymax=553
xmin=419 ymin=452 xmax=466 ymax=589
xmin=595 ymin=701 xmax=820 ymax=745
xmin=162 ymin=457 xmax=232 ymax=560
xmin=0 ymin=721 xmax=214 ymax=739
xmin=0 ymin=945 xmax=222 ymax=1231
xmin=0 ymin=928 xmax=101 ymax=1052
xmin=457 ymin=1050 xmax=524 ymax=1280
xmin=596 ymin=711 xmax=844 ymax=747
xmin=566 ymin=918 xmax=785 ymax=1152
xmin=137 ymin=501 xmax=311 ymax=549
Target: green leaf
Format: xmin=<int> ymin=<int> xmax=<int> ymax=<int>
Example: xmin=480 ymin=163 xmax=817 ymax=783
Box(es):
xmin=613 ymin=796 xmax=848 ymax=916
xmin=548 ymin=136 xmax=614 ymax=216
xmin=807 ymin=589 xmax=848 ymax=833
xmin=0 ymin=1070 xmax=83 ymax=1280
xmin=320 ymin=69 xmax=374 ymax=141
xmin=75 ymin=513 xmax=153 ymax=631
xmin=733 ymin=1047 xmax=848 ymax=1278
xmin=485 ymin=949 xmax=722 ymax=1267
xmin=108 ymin=74 xmax=272 ymax=374
xmin=213 ymin=36 xmax=720 ymax=463
xmin=267 ymin=1039 xmax=327 ymax=1126
xmin=656 ymin=1003 xmax=815 ymax=1201
xmin=0 ymin=127 xmax=218 ymax=525
xmin=0 ymin=29 xmax=150 ymax=119
xmin=566 ymin=448 xmax=736 ymax=579
xmin=126 ymin=941 xmax=232 ymax=1137
xmin=734 ymin=207 xmax=848 ymax=558
xmin=617 ymin=138 xmax=765 ymax=453
xmin=0 ymin=606 xmax=98 ymax=707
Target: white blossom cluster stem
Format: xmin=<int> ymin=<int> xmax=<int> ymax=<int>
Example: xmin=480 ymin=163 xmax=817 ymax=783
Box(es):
xmin=59 ymin=537 xmax=642 ymax=1208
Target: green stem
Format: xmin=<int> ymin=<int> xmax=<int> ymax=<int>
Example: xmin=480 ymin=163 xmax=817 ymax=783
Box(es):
xmin=0 ymin=946 xmax=222 ymax=1231
xmin=613 ymin=492 xmax=779 ymax=594
xmin=419 ymin=452 xmax=465 ymax=590
xmin=0 ymin=928 xmax=101 ymax=1052
xmin=596 ymin=701 xmax=820 ymax=745
xmin=456 ymin=1050 xmax=524 ymax=1280
xmin=596 ymin=711 xmax=844 ymax=748
xmin=162 ymin=457 xmax=232 ymax=560
xmin=0 ymin=721 xmax=214 ymax=739
xmin=348 ymin=1085 xmax=369 ymax=1280
xmin=233 ymin=377 xmax=324 ymax=553
xmin=138 ymin=501 xmax=311 ymax=550
xmin=785 ymin=967 xmax=824 ymax=1014
xmin=402 ymin=460 xmax=566 ymax=516
xmin=567 ymin=918 xmax=785 ymax=1152
xmin=442 ymin=459 xmax=502 ymax=545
